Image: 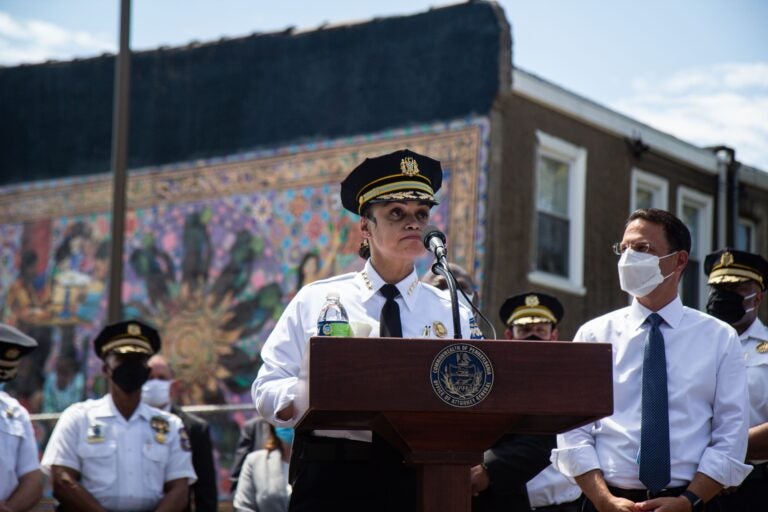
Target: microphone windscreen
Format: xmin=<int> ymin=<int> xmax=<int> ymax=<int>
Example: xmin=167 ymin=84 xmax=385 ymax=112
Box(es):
xmin=422 ymin=225 xmax=446 ymax=249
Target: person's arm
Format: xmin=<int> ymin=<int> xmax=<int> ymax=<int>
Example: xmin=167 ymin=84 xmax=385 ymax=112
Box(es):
xmin=2 ymin=469 xmax=43 ymax=512
xmin=252 ymin=295 xmax=307 ymax=425
xmin=573 ymin=469 xmax=635 ymax=512
xmin=189 ymin=420 xmax=218 ymax=512
xmin=747 ymin=421 xmax=768 ymax=459
xmin=154 ymin=478 xmax=189 ymax=512
xmin=472 ymin=434 xmax=555 ymax=495
xmin=50 ymin=465 xmax=107 ymax=512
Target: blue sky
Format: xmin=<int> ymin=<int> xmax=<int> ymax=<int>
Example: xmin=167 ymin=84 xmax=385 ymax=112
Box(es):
xmin=2 ymin=0 xmax=767 ymax=169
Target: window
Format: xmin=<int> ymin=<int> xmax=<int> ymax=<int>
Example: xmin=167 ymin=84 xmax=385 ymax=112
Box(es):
xmin=736 ymin=218 xmax=755 ymax=252
xmin=528 ymin=131 xmax=587 ymax=295
xmin=631 ymin=169 xmax=668 ymax=212
xmin=677 ymin=187 xmax=713 ymax=309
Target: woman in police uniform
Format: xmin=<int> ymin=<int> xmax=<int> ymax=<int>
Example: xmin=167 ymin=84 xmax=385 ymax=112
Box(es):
xmin=252 ymin=149 xmax=480 ymax=512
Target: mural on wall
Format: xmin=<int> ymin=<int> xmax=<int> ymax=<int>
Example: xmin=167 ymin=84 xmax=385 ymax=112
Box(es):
xmin=0 ymin=117 xmax=489 ymax=491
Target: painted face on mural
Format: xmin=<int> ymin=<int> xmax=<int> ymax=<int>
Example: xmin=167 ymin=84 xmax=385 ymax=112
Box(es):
xmin=362 ymin=200 xmax=430 ymax=264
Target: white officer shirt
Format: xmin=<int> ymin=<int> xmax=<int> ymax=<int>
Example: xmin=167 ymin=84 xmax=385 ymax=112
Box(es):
xmin=527 ymin=464 xmax=581 ymax=508
xmin=0 ymin=391 xmax=39 ymax=501
xmin=253 ymin=259 xmax=481 ymax=440
xmin=552 ymin=296 xmax=752 ymax=489
xmin=741 ymin=317 xmax=768 ymax=464
xmin=41 ymin=394 xmax=197 ymax=512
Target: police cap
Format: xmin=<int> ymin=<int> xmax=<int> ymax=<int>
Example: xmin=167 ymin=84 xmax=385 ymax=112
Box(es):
xmin=340 ymin=149 xmax=442 ymax=215
xmin=499 ymin=292 xmax=564 ymax=326
xmin=704 ymin=248 xmax=767 ymax=291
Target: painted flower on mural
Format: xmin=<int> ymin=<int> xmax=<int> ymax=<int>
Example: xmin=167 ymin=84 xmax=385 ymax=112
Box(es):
xmin=127 ymin=208 xmax=284 ymax=405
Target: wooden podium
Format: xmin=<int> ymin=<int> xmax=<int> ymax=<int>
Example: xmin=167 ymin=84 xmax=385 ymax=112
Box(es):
xmin=295 ymin=337 xmax=613 ymax=512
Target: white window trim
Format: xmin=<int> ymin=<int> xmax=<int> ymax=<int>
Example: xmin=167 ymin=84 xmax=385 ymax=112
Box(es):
xmin=677 ymin=186 xmax=713 ymax=308
xmin=737 ymin=217 xmax=756 ymax=252
xmin=528 ymin=131 xmax=587 ymax=296
xmin=631 ymin=168 xmax=668 ymax=212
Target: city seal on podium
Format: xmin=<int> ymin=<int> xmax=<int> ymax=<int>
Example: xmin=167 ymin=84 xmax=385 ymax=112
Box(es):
xmin=430 ymin=343 xmax=494 ymax=408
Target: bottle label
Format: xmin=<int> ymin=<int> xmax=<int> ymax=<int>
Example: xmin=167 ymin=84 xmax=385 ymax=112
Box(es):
xmin=317 ymin=320 xmax=351 ymax=337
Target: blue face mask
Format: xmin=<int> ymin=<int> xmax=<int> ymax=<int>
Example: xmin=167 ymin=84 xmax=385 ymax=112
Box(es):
xmin=274 ymin=427 xmax=294 ymax=445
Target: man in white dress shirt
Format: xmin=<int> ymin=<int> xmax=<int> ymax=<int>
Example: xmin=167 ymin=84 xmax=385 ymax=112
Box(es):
xmin=704 ymin=248 xmax=768 ymax=511
xmin=552 ymin=208 xmax=751 ymax=512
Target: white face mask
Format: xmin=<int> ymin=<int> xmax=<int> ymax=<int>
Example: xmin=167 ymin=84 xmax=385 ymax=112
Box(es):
xmin=141 ymin=379 xmax=171 ymax=409
xmin=617 ymin=248 xmax=677 ymax=297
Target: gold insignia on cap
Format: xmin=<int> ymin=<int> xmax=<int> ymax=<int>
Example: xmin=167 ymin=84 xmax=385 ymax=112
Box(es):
xmin=127 ymin=323 xmax=141 ymax=336
xmin=433 ymin=321 xmax=447 ymax=338
xmin=757 ymin=341 xmax=768 ymax=354
xmin=525 ymin=295 xmax=540 ymax=307
xmin=5 ymin=348 xmax=19 ymax=359
xmin=400 ymin=156 xmax=420 ymax=176
xmin=720 ymin=251 xmax=734 ymax=267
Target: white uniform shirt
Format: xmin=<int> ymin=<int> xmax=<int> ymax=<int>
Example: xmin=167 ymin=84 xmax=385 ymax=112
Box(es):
xmin=526 ymin=464 xmax=581 ymax=508
xmin=741 ymin=317 xmax=768 ymax=464
xmin=0 ymin=391 xmax=39 ymax=501
xmin=552 ymin=296 xmax=752 ymax=489
xmin=41 ymin=394 xmax=197 ymax=511
xmin=253 ymin=259 xmax=480 ymax=440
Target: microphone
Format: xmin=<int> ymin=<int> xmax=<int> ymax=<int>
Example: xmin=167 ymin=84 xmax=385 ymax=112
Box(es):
xmin=422 ymin=225 xmax=447 ymax=262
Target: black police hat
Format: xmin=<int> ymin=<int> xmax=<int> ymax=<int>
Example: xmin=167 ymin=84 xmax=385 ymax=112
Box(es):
xmin=499 ymin=292 xmax=564 ymax=326
xmin=0 ymin=323 xmax=37 ymax=381
xmin=340 ymin=149 xmax=443 ymax=215
xmin=704 ymin=248 xmax=768 ymax=291
xmin=93 ymin=320 xmax=161 ymax=360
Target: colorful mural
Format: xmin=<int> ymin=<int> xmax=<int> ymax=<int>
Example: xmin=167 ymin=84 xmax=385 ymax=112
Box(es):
xmin=0 ymin=117 xmax=490 ymax=493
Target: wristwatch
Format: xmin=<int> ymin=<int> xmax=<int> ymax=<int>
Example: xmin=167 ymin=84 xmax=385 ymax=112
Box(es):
xmin=680 ymin=490 xmax=704 ymax=512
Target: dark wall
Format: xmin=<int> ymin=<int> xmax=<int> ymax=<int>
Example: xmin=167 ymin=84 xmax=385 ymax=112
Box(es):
xmin=0 ymin=1 xmax=507 ymax=185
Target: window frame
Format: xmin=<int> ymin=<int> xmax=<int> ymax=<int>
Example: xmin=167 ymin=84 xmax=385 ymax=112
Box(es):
xmin=631 ymin=168 xmax=668 ymax=212
xmin=528 ymin=131 xmax=587 ymax=296
xmin=676 ymin=186 xmax=714 ymax=309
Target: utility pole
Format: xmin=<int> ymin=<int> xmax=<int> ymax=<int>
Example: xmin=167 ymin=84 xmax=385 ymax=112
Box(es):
xmin=107 ymin=0 xmax=131 ymax=323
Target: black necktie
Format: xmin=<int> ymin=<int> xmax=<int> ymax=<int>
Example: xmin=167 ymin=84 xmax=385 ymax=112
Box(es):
xmin=379 ymin=284 xmax=402 ymax=338
xmin=639 ymin=312 xmax=671 ymax=494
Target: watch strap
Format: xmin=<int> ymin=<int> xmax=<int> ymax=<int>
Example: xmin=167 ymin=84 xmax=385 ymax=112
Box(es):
xmin=680 ymin=490 xmax=703 ymax=512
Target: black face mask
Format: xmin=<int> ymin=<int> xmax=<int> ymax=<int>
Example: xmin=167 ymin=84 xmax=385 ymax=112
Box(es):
xmin=523 ymin=334 xmax=545 ymax=341
xmin=111 ymin=359 xmax=150 ymax=393
xmin=706 ymin=289 xmax=747 ymax=325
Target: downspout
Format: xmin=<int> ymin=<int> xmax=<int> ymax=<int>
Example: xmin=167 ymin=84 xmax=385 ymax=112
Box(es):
xmin=712 ymin=146 xmax=736 ymax=248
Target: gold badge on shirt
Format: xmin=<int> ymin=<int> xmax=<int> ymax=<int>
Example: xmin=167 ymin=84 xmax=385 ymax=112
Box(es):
xmin=86 ymin=423 xmax=106 ymax=443
xmin=756 ymin=341 xmax=768 ymax=354
xmin=433 ymin=321 xmax=448 ymax=338
xmin=150 ymin=416 xmax=170 ymax=444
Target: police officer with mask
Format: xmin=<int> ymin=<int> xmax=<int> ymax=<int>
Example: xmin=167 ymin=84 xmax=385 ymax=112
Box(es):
xmin=0 ymin=323 xmax=43 ymax=512
xmin=704 ymin=248 xmax=768 ymax=510
xmin=470 ymin=293 xmax=582 ymax=511
xmin=42 ymin=320 xmax=196 ymax=512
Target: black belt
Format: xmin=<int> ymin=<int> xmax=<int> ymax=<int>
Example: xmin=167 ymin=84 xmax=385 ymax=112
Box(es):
xmin=745 ymin=461 xmax=768 ymax=481
xmin=608 ymin=485 xmax=687 ymax=501
xmin=299 ymin=436 xmax=372 ymax=462
xmin=531 ymin=499 xmax=581 ymax=512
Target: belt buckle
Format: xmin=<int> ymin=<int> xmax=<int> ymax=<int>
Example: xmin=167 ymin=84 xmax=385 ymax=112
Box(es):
xmin=646 ymin=490 xmax=653 ymax=500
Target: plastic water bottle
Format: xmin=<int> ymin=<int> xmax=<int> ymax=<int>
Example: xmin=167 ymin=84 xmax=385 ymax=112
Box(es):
xmin=317 ymin=292 xmax=351 ymax=337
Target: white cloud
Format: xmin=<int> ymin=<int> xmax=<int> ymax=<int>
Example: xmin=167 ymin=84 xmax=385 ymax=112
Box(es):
xmin=613 ymin=62 xmax=768 ymax=171
xmin=0 ymin=11 xmax=114 ymax=65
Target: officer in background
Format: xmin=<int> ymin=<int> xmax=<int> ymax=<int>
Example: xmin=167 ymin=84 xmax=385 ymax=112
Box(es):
xmin=143 ymin=354 xmax=217 ymax=512
xmin=472 ymin=293 xmax=581 ymax=511
xmin=42 ymin=320 xmax=197 ymax=512
xmin=0 ymin=323 xmax=43 ymax=512
xmin=704 ymin=248 xmax=768 ymax=510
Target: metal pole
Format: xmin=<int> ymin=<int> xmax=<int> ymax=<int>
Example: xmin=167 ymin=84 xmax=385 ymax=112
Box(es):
xmin=107 ymin=0 xmax=131 ymax=323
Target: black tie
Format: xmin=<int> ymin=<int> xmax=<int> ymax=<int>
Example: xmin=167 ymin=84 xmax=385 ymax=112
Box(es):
xmin=379 ymin=284 xmax=402 ymax=338
xmin=639 ymin=313 xmax=671 ymax=494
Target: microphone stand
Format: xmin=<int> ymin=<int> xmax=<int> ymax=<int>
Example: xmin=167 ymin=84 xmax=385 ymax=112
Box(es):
xmin=431 ymin=260 xmax=463 ymax=339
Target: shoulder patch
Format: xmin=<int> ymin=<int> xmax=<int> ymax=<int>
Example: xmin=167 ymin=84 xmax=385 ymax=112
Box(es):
xmin=179 ymin=427 xmax=191 ymax=451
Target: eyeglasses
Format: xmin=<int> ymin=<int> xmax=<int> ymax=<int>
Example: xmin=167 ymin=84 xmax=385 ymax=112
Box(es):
xmin=611 ymin=241 xmax=652 ymax=256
